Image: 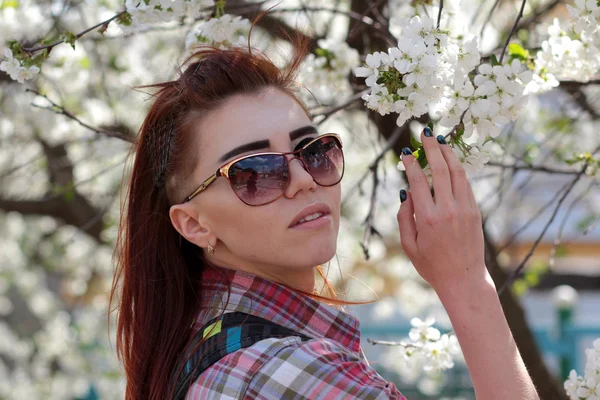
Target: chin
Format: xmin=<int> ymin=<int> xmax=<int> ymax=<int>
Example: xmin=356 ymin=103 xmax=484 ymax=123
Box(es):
xmin=304 ymin=238 xmax=338 ymax=265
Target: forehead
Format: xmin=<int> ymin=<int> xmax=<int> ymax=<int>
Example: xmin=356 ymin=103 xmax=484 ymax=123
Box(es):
xmin=196 ymin=87 xmax=310 ymax=157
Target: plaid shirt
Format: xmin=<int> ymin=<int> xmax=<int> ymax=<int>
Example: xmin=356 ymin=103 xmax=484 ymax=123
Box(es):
xmin=185 ymin=266 xmax=406 ymax=400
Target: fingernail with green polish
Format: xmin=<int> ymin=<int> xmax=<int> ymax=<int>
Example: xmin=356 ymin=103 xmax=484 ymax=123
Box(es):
xmin=400 ymin=189 xmax=407 ymax=203
xmin=424 ymin=127 xmax=433 ymax=137
xmin=401 ymin=147 xmax=412 ymax=156
xmin=436 ymin=135 xmax=447 ymax=145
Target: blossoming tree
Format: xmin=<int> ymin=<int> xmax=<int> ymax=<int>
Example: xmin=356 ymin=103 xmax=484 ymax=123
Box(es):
xmin=0 ymin=0 xmax=599 ymax=398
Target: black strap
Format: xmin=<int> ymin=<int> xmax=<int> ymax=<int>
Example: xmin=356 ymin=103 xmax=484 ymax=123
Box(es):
xmin=171 ymin=312 xmax=312 ymax=399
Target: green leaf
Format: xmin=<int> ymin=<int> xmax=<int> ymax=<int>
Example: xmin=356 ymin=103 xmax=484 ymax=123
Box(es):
xmin=524 ymin=271 xmax=540 ymax=287
xmin=530 ymin=260 xmax=548 ymax=273
xmin=564 ymin=151 xmax=595 ymax=165
xmin=577 ymin=214 xmax=599 ymax=233
xmin=490 ymin=54 xmax=500 ymax=66
xmin=215 ymin=0 xmax=226 ymax=17
xmin=79 ymin=56 xmax=91 ymax=69
xmin=508 ymin=43 xmax=530 ymax=61
xmin=412 ymin=148 xmax=429 ymax=169
xmin=544 ymin=116 xmax=573 ymax=134
xmin=512 ymin=280 xmax=528 ymax=297
xmin=522 ymin=143 xmax=537 ymax=164
xmin=517 ymin=29 xmax=529 ymax=42
xmin=117 ymin=11 xmax=132 ymax=26
xmin=1 ymin=0 xmax=19 ymax=9
xmin=555 ymin=245 xmax=568 ymax=257
xmin=40 ymin=37 xmax=58 ymax=45
xmin=59 ymin=184 xmax=75 ymax=202
xmin=410 ymin=135 xmax=422 ymax=149
xmin=60 ymin=31 xmax=77 ymax=50
xmin=315 ymin=48 xmax=330 ymax=58
xmin=427 ymin=121 xmax=434 ymax=130
xmin=108 ymin=55 xmax=127 ymax=72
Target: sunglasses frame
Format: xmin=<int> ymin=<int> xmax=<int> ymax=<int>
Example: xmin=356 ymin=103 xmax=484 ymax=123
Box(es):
xmin=182 ymin=133 xmax=344 ymax=205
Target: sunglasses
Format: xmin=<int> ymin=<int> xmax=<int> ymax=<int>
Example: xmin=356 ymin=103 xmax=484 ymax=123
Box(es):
xmin=182 ymin=133 xmax=345 ymax=206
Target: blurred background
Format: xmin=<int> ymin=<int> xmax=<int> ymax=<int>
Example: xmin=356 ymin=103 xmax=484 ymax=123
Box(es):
xmin=1 ymin=0 xmax=599 ymax=398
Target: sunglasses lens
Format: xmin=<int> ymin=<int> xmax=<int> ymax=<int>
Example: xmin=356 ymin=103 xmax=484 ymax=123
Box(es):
xmin=302 ymin=135 xmax=344 ymax=186
xmin=228 ymin=155 xmax=288 ymax=205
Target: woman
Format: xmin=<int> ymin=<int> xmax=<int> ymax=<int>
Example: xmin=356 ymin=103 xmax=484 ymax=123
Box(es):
xmin=110 ymin=33 xmax=539 ymax=400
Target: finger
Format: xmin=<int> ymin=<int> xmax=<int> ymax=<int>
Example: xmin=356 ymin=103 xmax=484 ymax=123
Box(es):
xmin=401 ymin=147 xmax=435 ymax=216
xmin=397 ymin=189 xmax=417 ymax=257
xmin=421 ymin=128 xmax=453 ymax=205
xmin=465 ymin=177 xmax=479 ymax=211
xmin=437 ymin=138 xmax=470 ymax=206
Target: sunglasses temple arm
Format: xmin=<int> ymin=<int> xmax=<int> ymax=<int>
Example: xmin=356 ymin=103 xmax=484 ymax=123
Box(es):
xmin=185 ymin=172 xmax=220 ymax=202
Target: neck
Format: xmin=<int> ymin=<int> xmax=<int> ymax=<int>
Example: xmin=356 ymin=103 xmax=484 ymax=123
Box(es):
xmin=205 ymin=257 xmax=316 ymax=293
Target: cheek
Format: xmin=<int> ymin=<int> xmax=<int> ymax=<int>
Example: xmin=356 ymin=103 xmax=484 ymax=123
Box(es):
xmin=206 ymin=193 xmax=285 ymax=254
xmin=204 ymin=182 xmax=342 ymax=262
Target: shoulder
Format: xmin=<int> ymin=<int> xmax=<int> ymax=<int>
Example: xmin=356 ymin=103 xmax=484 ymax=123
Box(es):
xmin=243 ymin=337 xmax=405 ymax=400
xmin=186 ymin=336 xmax=404 ymax=400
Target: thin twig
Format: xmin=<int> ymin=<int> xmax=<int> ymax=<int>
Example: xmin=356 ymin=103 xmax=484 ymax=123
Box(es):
xmin=367 ymin=338 xmax=420 ymax=347
xmin=496 ymin=179 xmax=573 ymax=254
xmin=470 ymin=0 xmax=489 ymax=27
xmin=23 ymin=11 xmax=127 ymax=54
xmin=311 ymin=88 xmax=370 ymax=122
xmin=481 ymin=124 xmax=516 ymax=225
xmin=436 ymin=0 xmax=444 ymax=29
xmin=497 ymin=162 xmax=590 ymax=295
xmin=479 ymin=0 xmax=503 ymax=39
xmin=361 ymin=168 xmax=381 ymax=260
xmin=486 ymin=161 xmax=585 ymax=175
xmin=499 ymin=0 xmax=527 ymax=63
xmin=272 ymin=5 xmax=387 ymax=30
xmin=342 ymin=126 xmax=404 ymax=206
xmin=548 ymin=180 xmax=597 ymax=269
xmin=584 ymin=214 xmax=600 ymax=235
xmin=516 ymin=0 xmax=561 ymax=30
xmin=26 ymin=89 xmax=134 ymax=143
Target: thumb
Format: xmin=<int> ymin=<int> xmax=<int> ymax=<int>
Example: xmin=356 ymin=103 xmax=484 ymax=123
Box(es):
xmin=397 ymin=189 xmax=417 ymax=257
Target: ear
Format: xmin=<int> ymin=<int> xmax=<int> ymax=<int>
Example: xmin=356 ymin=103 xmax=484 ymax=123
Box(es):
xmin=169 ymin=203 xmax=215 ymax=249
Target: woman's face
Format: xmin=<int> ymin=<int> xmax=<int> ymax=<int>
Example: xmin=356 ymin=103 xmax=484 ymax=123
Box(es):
xmin=170 ymin=87 xmax=341 ymax=289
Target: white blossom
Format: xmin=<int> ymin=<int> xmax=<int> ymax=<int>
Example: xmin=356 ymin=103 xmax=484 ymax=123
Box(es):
xmin=409 ymin=317 xmax=442 ymax=342
xmin=355 ymin=15 xmax=452 ymax=128
xmin=565 ymin=338 xmax=600 ymax=399
xmin=422 ymin=334 xmax=460 ymax=372
xmin=300 ymin=39 xmax=360 ymax=105
xmin=355 ymin=52 xmax=388 ymax=86
xmin=530 ymin=18 xmax=600 ymax=89
xmin=0 ymin=48 xmax=40 ymax=84
xmin=124 ymin=0 xmax=215 ymax=31
xmin=566 ymin=0 xmax=600 ymax=36
xmin=456 ymin=36 xmax=481 ymax=73
xmin=185 ymin=14 xmax=251 ymax=49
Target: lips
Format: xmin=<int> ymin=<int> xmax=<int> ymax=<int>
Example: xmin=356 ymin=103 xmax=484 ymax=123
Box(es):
xmin=289 ymin=203 xmax=332 ymax=228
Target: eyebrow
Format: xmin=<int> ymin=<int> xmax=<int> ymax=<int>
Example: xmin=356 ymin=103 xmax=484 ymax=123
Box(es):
xmin=218 ymin=125 xmax=318 ymax=163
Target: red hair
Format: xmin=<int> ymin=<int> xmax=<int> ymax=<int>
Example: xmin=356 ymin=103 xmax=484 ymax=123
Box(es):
xmin=108 ymin=15 xmax=371 ymax=400
xmin=106 ymin=18 xmax=320 ymax=399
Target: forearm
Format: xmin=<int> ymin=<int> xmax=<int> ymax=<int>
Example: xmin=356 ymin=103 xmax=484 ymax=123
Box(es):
xmin=437 ymin=271 xmax=539 ymax=400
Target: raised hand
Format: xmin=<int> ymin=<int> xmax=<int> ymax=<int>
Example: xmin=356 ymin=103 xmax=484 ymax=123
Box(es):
xmin=396 ymin=127 xmax=488 ymax=293
xmin=395 ymin=127 xmax=539 ymax=399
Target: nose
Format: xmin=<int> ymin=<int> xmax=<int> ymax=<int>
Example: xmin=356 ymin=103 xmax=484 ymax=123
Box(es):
xmin=284 ymin=156 xmax=317 ymax=199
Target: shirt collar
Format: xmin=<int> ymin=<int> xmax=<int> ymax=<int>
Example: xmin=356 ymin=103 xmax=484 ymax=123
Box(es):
xmin=193 ymin=265 xmax=361 ymax=353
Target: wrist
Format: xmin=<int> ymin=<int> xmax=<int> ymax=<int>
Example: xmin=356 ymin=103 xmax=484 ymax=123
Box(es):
xmin=435 ymin=268 xmax=498 ymax=313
